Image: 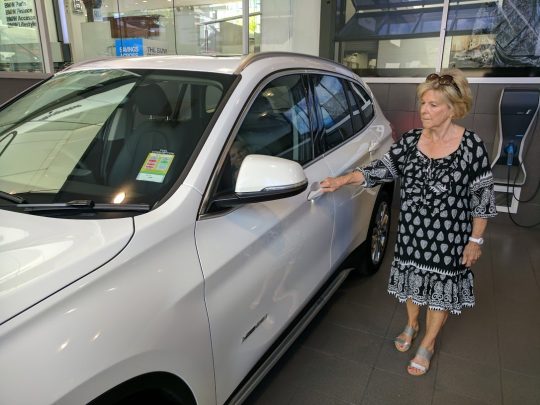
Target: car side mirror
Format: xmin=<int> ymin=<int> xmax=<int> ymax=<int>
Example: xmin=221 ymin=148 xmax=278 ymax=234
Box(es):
xmin=212 ymin=154 xmax=308 ymax=208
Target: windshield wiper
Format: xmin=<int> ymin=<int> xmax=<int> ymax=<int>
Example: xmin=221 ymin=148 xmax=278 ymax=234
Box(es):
xmin=0 ymin=190 xmax=26 ymax=204
xmin=0 ymin=130 xmax=17 ymax=157
xmin=17 ymin=199 xmax=150 ymax=213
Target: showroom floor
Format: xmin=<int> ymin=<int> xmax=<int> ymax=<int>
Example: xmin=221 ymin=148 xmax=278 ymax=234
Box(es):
xmin=245 ymin=219 xmax=540 ymax=405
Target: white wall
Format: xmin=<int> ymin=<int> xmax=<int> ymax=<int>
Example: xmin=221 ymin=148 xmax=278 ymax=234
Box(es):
xmin=377 ymin=38 xmax=440 ymax=69
xmin=261 ymin=0 xmax=320 ymax=55
xmin=291 ymin=0 xmax=320 ymax=55
xmin=175 ymin=8 xmax=199 ymax=55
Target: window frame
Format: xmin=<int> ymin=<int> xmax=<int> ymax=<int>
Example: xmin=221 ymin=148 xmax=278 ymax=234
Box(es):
xmin=0 ymin=0 xmax=53 ymax=77
xmin=310 ymin=73 xmax=376 ymax=155
xmin=201 ymin=69 xmax=329 ymax=217
xmin=350 ymin=81 xmax=375 ymax=125
xmin=199 ymin=69 xmax=381 ymax=218
xmin=211 ymin=72 xmax=314 ymax=196
xmin=344 ymin=79 xmax=366 ymax=134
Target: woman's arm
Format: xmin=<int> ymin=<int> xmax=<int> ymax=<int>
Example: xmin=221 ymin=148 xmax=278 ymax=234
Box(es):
xmin=462 ymin=217 xmax=488 ymax=267
xmin=320 ymin=170 xmax=365 ymax=193
xmin=320 ymin=131 xmax=415 ymax=193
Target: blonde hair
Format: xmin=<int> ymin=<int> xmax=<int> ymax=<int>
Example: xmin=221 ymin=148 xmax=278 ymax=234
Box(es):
xmin=417 ymin=68 xmax=472 ymax=119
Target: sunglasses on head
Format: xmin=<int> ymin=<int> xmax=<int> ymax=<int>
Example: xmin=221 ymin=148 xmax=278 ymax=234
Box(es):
xmin=426 ymin=73 xmax=462 ymax=97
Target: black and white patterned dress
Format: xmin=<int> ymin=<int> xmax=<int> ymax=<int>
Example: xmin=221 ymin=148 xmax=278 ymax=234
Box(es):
xmin=359 ymin=129 xmax=497 ymax=314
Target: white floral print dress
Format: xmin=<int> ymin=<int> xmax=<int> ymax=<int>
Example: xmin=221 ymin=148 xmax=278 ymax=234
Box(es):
xmin=359 ymin=129 xmax=497 ymax=314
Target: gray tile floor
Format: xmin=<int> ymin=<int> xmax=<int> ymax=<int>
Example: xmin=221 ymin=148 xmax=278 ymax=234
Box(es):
xmin=245 ymin=220 xmax=540 ymax=405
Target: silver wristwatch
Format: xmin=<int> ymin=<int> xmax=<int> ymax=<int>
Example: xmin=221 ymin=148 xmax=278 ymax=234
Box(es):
xmin=469 ymin=236 xmax=484 ymax=245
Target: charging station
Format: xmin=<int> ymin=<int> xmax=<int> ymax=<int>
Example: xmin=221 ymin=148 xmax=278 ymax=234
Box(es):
xmin=491 ymin=88 xmax=540 ymax=213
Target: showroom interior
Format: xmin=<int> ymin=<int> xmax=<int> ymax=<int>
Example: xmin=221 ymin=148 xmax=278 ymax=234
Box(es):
xmin=0 ymin=0 xmax=539 ymax=404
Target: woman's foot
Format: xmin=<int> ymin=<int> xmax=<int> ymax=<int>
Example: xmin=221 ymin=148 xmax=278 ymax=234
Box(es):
xmin=407 ymin=346 xmax=434 ymax=376
xmin=394 ymin=325 xmax=419 ymax=352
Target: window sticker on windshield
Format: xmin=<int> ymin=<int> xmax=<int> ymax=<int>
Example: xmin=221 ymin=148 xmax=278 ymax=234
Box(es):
xmin=136 ymin=151 xmax=175 ymax=183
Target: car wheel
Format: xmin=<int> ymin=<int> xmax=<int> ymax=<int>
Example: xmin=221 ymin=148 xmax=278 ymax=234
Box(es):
xmin=361 ymin=190 xmax=391 ymax=275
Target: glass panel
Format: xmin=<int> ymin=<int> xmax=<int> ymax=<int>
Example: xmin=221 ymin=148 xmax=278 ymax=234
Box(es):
xmin=70 ymin=0 xmax=176 ymax=61
xmin=313 ymin=75 xmax=354 ymax=151
xmin=200 ymin=17 xmax=243 ymax=55
xmin=240 ymin=75 xmax=312 ymax=163
xmin=250 ymin=9 xmax=261 ymax=53
xmin=180 ymin=1 xmax=251 ymax=55
xmin=444 ymin=0 xmax=540 ymax=76
xmin=0 ymin=69 xmax=235 ymax=212
xmin=0 ymin=0 xmax=43 ymax=72
xmin=259 ymin=0 xmax=292 ymax=52
xmin=337 ymin=0 xmax=444 ymax=76
xmin=61 ymin=1 xmax=255 ymax=61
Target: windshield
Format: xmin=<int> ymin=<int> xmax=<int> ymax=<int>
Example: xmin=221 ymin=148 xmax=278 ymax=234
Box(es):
xmin=0 ymin=68 xmax=235 ymax=215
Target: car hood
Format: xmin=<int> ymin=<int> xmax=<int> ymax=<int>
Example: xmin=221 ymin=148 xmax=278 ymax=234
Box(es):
xmin=0 ymin=210 xmax=134 ymax=325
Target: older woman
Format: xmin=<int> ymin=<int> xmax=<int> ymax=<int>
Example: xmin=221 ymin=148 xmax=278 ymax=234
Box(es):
xmin=320 ymin=69 xmax=497 ymax=376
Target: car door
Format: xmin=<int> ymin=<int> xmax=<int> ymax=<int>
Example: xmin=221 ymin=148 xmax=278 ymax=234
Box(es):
xmin=194 ymin=73 xmax=336 ymax=404
xmin=310 ymin=74 xmax=387 ymax=264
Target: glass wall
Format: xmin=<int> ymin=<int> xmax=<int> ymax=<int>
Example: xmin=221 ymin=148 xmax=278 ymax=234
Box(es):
xmin=0 ymin=0 xmax=43 ymax=72
xmin=443 ymin=0 xmax=540 ymax=76
xmin=0 ymin=0 xmax=322 ymax=75
xmin=336 ymin=0 xmax=540 ymax=77
xmin=64 ymin=0 xmax=261 ymax=64
xmin=8 ymin=1 xmax=538 ymax=78
xmin=337 ymin=0 xmax=445 ymax=77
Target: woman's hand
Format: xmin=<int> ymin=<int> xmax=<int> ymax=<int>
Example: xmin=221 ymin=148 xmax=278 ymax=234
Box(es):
xmin=462 ymin=242 xmax=482 ymax=267
xmin=320 ymin=171 xmax=365 ymax=193
xmin=320 ymin=176 xmax=348 ymax=193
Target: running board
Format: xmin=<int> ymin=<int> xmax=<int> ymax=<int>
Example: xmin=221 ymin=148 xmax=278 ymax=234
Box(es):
xmin=226 ymin=267 xmax=354 ymax=405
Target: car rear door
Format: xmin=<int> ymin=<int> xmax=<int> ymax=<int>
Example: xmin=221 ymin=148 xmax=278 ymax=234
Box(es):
xmin=194 ymin=72 xmax=336 ymax=404
xmin=310 ymin=74 xmax=389 ymax=264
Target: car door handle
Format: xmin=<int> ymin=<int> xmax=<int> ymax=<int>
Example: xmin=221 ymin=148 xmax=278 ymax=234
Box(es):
xmin=368 ymin=140 xmax=380 ymax=152
xmin=307 ymin=182 xmax=324 ymax=201
xmin=307 ymin=188 xmax=324 ymax=201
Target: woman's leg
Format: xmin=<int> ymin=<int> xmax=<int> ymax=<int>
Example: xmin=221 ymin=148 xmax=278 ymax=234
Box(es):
xmin=408 ymin=308 xmax=448 ymax=375
xmin=395 ymin=299 xmax=421 ymax=350
xmin=406 ymin=299 xmax=421 ymax=329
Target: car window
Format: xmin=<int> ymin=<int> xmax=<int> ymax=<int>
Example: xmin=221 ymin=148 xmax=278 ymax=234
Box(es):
xmin=0 ymin=69 xmax=235 ymax=215
xmin=312 ymin=75 xmax=354 ymax=151
xmin=216 ymin=74 xmax=313 ymax=195
xmin=350 ymin=82 xmax=374 ymax=124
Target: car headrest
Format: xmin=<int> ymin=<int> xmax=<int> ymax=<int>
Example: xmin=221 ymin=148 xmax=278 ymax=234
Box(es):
xmin=133 ymin=83 xmax=172 ymax=117
xmin=250 ymin=96 xmax=272 ymax=114
xmin=242 ymin=96 xmax=273 ymax=127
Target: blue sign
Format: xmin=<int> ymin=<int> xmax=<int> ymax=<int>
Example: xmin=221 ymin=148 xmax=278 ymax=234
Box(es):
xmin=115 ymin=38 xmax=144 ymax=57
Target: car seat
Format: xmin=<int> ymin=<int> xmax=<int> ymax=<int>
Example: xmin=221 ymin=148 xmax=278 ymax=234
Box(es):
xmin=237 ymin=95 xmax=292 ymax=159
xmin=108 ymin=82 xmax=182 ymax=198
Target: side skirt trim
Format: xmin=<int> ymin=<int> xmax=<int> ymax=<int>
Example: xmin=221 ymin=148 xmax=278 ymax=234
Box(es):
xmin=225 ymin=267 xmax=353 ymax=405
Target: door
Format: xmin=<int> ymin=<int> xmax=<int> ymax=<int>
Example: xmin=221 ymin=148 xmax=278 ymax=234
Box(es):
xmin=194 ymin=73 xmax=335 ymax=403
xmin=310 ymin=74 xmax=385 ymax=263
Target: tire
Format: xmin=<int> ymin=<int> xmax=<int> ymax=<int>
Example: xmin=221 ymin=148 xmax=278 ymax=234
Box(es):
xmin=360 ymin=190 xmax=392 ymax=275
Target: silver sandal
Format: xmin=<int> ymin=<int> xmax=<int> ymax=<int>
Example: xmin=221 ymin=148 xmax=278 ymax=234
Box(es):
xmin=407 ymin=346 xmax=434 ymax=376
xmin=394 ymin=325 xmax=418 ymax=352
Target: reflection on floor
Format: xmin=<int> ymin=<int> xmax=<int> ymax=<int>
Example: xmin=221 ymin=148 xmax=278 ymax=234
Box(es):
xmin=245 ymin=220 xmax=540 ymax=405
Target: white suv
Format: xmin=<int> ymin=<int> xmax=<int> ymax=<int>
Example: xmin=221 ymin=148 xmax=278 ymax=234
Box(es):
xmin=0 ymin=53 xmax=393 ymax=405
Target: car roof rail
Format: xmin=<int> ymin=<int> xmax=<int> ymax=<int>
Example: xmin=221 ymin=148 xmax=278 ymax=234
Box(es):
xmin=234 ymin=51 xmax=347 ymax=74
xmin=60 ymin=56 xmax=116 ymax=72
